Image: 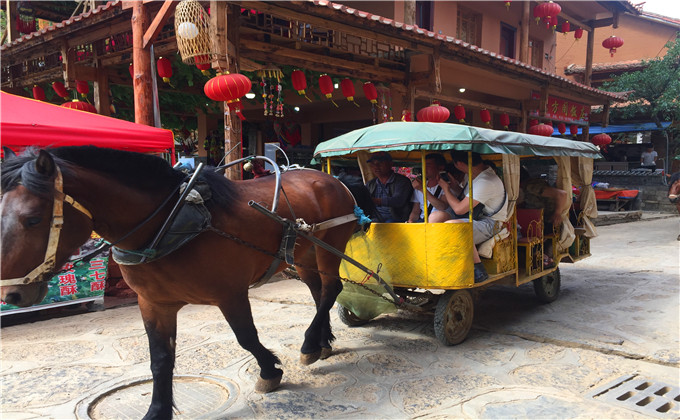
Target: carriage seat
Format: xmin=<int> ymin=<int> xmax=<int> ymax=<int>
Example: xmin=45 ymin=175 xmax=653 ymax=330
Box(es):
xmin=478 ymin=227 xmax=510 ymax=259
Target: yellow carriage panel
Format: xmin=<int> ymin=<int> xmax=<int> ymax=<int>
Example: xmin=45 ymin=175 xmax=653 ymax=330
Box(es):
xmin=340 ymin=223 xmax=474 ymax=290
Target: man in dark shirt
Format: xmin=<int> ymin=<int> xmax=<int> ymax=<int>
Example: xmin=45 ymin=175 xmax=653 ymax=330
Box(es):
xmin=365 ymin=152 xmax=413 ymax=222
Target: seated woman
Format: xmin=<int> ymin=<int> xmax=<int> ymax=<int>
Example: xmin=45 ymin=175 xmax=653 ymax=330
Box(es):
xmin=438 ymin=151 xmax=508 ymax=283
xmin=407 ymin=153 xmax=452 ymax=223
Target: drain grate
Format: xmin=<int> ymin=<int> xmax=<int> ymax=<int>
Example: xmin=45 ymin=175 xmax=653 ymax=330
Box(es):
xmin=588 ymin=374 xmax=680 ymax=418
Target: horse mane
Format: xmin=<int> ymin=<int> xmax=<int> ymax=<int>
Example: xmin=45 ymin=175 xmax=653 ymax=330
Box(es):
xmin=1 ymin=146 xmax=238 ymax=209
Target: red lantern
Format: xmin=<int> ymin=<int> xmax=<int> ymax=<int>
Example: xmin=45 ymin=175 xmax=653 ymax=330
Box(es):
xmin=533 ymin=4 xmax=545 ymax=24
xmin=542 ymin=1 xmax=561 ymax=21
xmin=204 ymin=73 xmax=252 ymax=102
xmin=557 ymin=122 xmax=566 ymax=135
xmin=569 ymin=124 xmax=579 ymax=137
xmin=561 ymin=20 xmax=570 ymax=35
xmin=156 ymin=57 xmax=172 ymax=83
xmin=417 ymin=102 xmax=450 ymax=123
xmin=363 ymin=82 xmax=378 ymax=104
xmin=129 ymin=63 xmax=134 ymax=79
xmin=62 ymin=100 xmax=97 ymax=113
xmin=548 ymin=15 xmax=558 ymax=31
xmin=195 ymin=62 xmax=211 ymax=76
xmin=318 ymin=74 xmax=338 ymax=107
xmin=340 ymin=78 xmax=359 ymax=106
xmin=76 ymin=80 xmax=89 ymax=99
xmin=52 ymin=81 xmax=69 ymax=99
xmin=529 ymin=119 xmax=539 ymax=127
xmin=32 ymin=85 xmax=45 ymax=101
xmin=401 ymin=110 xmax=412 ymax=122
xmin=291 ymin=70 xmax=311 ymax=101
xmin=591 ymin=133 xmax=612 ymax=151
xmin=528 ymin=123 xmax=554 ymax=137
xmin=574 ymin=27 xmax=583 ymax=40
xmin=602 ymin=36 xmax=624 ymax=57
xmin=504 ymin=1 xmax=511 ymax=11
xmin=480 ymin=109 xmax=491 ymax=126
xmin=500 ymin=113 xmax=510 ymax=129
xmin=453 ymin=105 xmax=466 ymax=123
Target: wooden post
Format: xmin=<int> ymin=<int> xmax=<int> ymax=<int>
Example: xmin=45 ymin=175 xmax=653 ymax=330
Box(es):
xmin=519 ymin=1 xmax=530 ymax=63
xmin=93 ymin=40 xmax=110 ymax=116
xmin=584 ymin=29 xmax=595 ymax=87
xmin=132 ymin=1 xmax=153 ymax=126
xmin=404 ymin=0 xmax=416 ymax=25
xmin=61 ymin=41 xmax=76 ymax=90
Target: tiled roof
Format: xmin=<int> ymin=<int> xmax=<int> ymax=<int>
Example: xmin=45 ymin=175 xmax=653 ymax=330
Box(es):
xmin=565 ymin=60 xmax=648 ymax=74
xmin=639 ymin=10 xmax=680 ymax=27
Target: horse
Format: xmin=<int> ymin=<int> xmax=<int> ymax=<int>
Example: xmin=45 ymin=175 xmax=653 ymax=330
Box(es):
xmin=668 ymin=172 xmax=680 ymax=240
xmin=0 ymin=146 xmax=364 ymax=419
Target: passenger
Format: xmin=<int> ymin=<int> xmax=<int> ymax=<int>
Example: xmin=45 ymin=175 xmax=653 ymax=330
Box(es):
xmin=441 ymin=151 xmax=508 ymax=283
xmin=365 ymin=152 xmax=413 ymax=223
xmin=518 ymin=166 xmax=568 ymax=267
xmin=407 ymin=153 xmax=451 ymax=223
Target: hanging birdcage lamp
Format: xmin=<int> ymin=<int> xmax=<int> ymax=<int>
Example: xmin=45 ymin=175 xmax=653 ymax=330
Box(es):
xmin=174 ymin=0 xmax=217 ymax=65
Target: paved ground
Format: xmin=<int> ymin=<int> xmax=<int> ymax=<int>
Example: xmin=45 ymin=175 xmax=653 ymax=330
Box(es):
xmin=1 ymin=215 xmax=678 ymax=419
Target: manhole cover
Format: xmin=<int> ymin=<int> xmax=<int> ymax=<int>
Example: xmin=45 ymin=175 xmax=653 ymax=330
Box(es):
xmin=76 ymin=375 xmax=238 ymax=419
xmin=588 ymin=374 xmax=680 ymax=418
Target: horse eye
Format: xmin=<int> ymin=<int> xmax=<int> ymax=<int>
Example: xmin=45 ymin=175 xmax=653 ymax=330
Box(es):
xmin=24 ymin=217 xmax=42 ymax=227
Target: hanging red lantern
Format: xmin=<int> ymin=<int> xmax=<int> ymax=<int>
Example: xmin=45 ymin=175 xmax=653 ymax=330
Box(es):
xmin=195 ymin=62 xmax=211 ymax=76
xmin=291 ymin=70 xmax=311 ymax=102
xmin=542 ymin=1 xmax=561 ymax=22
xmin=129 ymin=63 xmax=134 ymax=79
xmin=533 ymin=4 xmax=545 ymax=24
xmin=561 ymin=20 xmax=570 ymax=35
xmin=76 ymin=80 xmax=89 ymax=99
xmin=340 ymin=78 xmax=359 ymax=107
xmin=32 ymin=85 xmax=45 ymax=101
xmin=548 ymin=15 xmax=558 ymax=31
xmin=363 ymin=82 xmax=378 ymax=104
xmin=574 ymin=27 xmax=583 ymax=40
xmin=230 ymin=100 xmax=246 ymax=121
xmin=602 ymin=36 xmax=624 ymax=57
xmin=453 ymin=104 xmax=466 ymax=123
xmin=504 ymin=1 xmax=511 ymax=11
xmin=500 ymin=113 xmax=510 ymax=129
xmin=591 ymin=133 xmax=612 ymax=151
xmin=52 ymin=81 xmax=69 ymax=99
xmin=156 ymin=57 xmax=172 ymax=83
xmin=528 ymin=123 xmax=554 ymax=137
xmin=318 ymin=74 xmax=338 ymax=107
xmin=417 ymin=102 xmax=450 ymax=123
xmin=569 ymin=124 xmax=579 ymax=137
xmin=62 ymin=99 xmax=97 ymax=113
xmin=204 ymin=73 xmax=252 ymax=102
xmin=529 ymin=119 xmax=539 ymax=127
xmin=480 ymin=109 xmax=491 ymax=126
xmin=557 ymin=122 xmax=567 ymax=135
xmin=401 ymin=110 xmax=412 ymax=121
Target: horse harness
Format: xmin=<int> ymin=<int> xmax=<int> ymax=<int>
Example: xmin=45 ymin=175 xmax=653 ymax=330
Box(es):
xmin=1 ymin=166 xmax=93 ymax=287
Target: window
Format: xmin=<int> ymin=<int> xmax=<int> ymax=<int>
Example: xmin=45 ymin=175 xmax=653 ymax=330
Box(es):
xmin=456 ymin=7 xmax=481 ymax=45
xmin=416 ymin=1 xmax=433 ymax=31
xmin=500 ymin=23 xmax=516 ymax=58
xmin=529 ymin=38 xmax=543 ymax=68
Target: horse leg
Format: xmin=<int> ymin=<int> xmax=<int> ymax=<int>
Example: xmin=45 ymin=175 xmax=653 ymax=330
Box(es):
xmin=296 ymin=265 xmax=335 ymax=360
xmin=138 ymin=298 xmax=182 ymax=420
xmin=218 ymin=291 xmax=283 ymax=394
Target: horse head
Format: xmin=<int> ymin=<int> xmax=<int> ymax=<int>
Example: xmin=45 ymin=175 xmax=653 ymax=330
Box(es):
xmin=1 ymin=148 xmax=93 ymax=307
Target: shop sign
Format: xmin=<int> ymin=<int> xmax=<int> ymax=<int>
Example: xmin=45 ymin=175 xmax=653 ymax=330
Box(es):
xmin=529 ymin=91 xmax=590 ymax=124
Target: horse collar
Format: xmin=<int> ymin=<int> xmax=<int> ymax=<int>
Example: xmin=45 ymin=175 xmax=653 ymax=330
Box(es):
xmin=0 ymin=166 xmax=93 ymax=287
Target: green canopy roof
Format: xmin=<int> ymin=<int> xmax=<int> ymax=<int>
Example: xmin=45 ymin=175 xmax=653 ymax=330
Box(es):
xmin=313 ymin=122 xmax=602 ymax=162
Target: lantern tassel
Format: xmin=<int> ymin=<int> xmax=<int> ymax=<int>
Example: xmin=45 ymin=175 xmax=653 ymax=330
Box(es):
xmin=330 ymin=99 xmax=339 ymax=108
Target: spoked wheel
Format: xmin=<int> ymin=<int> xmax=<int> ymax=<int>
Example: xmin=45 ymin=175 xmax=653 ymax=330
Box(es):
xmin=433 ymin=290 xmax=474 ymax=346
xmin=337 ymin=305 xmax=370 ymax=327
xmin=533 ymin=267 xmax=561 ymax=303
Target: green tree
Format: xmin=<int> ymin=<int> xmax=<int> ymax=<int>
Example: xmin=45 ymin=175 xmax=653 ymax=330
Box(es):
xmin=601 ymin=35 xmax=680 ymax=171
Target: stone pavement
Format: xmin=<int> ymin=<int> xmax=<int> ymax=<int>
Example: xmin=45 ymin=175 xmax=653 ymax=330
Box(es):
xmin=1 ymin=216 xmax=678 ymax=419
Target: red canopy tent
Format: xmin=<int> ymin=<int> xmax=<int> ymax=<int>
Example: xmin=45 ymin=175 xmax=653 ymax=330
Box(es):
xmin=1 ymin=92 xmax=175 ymax=163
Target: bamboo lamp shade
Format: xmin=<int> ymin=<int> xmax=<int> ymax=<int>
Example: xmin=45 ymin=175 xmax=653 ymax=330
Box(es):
xmin=174 ymin=0 xmax=216 ymax=65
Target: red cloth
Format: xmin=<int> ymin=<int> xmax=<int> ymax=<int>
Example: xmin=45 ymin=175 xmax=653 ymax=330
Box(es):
xmin=1 ymin=92 xmax=175 ymax=162
xmin=594 ymin=190 xmax=639 ymax=199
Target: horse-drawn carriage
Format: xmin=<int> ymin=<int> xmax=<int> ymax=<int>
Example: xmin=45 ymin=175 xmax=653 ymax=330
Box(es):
xmin=312 ymin=122 xmax=601 ymax=345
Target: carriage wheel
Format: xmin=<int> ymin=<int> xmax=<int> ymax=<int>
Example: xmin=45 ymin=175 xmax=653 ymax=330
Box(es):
xmin=337 ymin=305 xmax=370 ymax=327
xmin=533 ymin=267 xmax=561 ymax=303
xmin=433 ymin=290 xmax=474 ymax=346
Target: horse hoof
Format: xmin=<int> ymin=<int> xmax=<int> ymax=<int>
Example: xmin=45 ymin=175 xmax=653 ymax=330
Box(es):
xmin=300 ymin=350 xmax=321 ymax=365
xmin=255 ymin=374 xmax=282 ymax=394
xmin=320 ymin=347 xmax=333 ymax=360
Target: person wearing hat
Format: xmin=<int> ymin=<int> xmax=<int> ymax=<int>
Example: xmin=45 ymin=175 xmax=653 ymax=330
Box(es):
xmin=365 ymin=151 xmax=413 ymax=222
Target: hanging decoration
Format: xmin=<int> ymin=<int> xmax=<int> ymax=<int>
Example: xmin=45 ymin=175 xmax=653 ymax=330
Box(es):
xmin=340 ymin=78 xmax=360 ymax=107
xmin=194 ymin=55 xmax=212 ymax=76
xmin=416 ymin=102 xmax=450 ymax=123
xmin=529 ymin=119 xmax=539 ymax=127
xmin=16 ymin=2 xmax=36 ymax=34
xmin=591 ymin=133 xmax=612 ymax=151
xmin=363 ymin=82 xmax=378 ymax=123
xmin=504 ymin=1 xmax=511 ymax=11
xmin=318 ymin=74 xmax=338 ymax=107
xmin=291 ymin=70 xmax=312 ymax=102
xmin=574 ymin=27 xmax=583 ymax=40
xmin=528 ymin=123 xmax=554 ymax=137
xmin=480 ymin=109 xmax=491 ymax=126
xmin=602 ymin=36 xmax=624 ymax=57
xmin=257 ymin=68 xmax=284 ymax=117
xmin=569 ymin=124 xmax=579 ymax=137
xmin=52 ymin=81 xmax=69 ymax=100
xmin=548 ymin=15 xmax=558 ymax=32
xmin=32 ymin=85 xmax=46 ymax=101
xmin=401 ymin=110 xmax=412 ymax=122
xmin=499 ymin=113 xmax=510 ymax=130
xmin=453 ymin=105 xmax=466 ymax=123
xmin=174 ymin=0 xmax=217 ymax=65
xmin=62 ymin=100 xmax=97 ymax=114
xmin=541 ymin=2 xmax=561 ymax=26
xmin=377 ymin=86 xmax=393 ymax=122
xmin=204 ymin=73 xmax=252 ymax=102
xmin=561 ymin=20 xmax=570 ymax=35
xmin=157 ymin=57 xmax=173 ymax=85
xmin=129 ymin=63 xmax=134 ymax=79
xmin=533 ymin=4 xmax=544 ymax=24
xmin=557 ymin=122 xmax=567 ymax=135
xmin=76 ymin=80 xmax=90 ymax=100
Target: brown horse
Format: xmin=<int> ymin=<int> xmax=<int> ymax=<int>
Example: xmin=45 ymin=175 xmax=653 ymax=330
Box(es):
xmin=0 ymin=146 xmax=360 ymax=419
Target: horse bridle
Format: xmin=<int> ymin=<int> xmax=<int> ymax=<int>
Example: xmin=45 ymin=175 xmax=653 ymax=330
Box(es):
xmin=1 ymin=166 xmax=92 ymax=287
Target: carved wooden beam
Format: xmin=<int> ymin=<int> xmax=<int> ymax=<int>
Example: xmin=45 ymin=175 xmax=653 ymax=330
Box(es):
xmin=143 ymin=0 xmax=177 ymax=49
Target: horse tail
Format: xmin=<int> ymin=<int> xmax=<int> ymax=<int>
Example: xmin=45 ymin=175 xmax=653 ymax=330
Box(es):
xmin=335 ymin=172 xmax=378 ymax=223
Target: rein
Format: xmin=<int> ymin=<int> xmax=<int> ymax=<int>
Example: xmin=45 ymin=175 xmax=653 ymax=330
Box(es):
xmin=1 ymin=166 xmax=92 ymax=287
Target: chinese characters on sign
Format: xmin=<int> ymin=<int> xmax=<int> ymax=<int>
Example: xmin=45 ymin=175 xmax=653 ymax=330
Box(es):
xmin=530 ymin=91 xmax=590 ymax=125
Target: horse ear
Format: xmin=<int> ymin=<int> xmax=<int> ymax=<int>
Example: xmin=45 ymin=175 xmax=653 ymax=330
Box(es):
xmin=35 ymin=150 xmax=56 ymax=176
xmin=2 ymin=147 xmax=16 ymax=160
